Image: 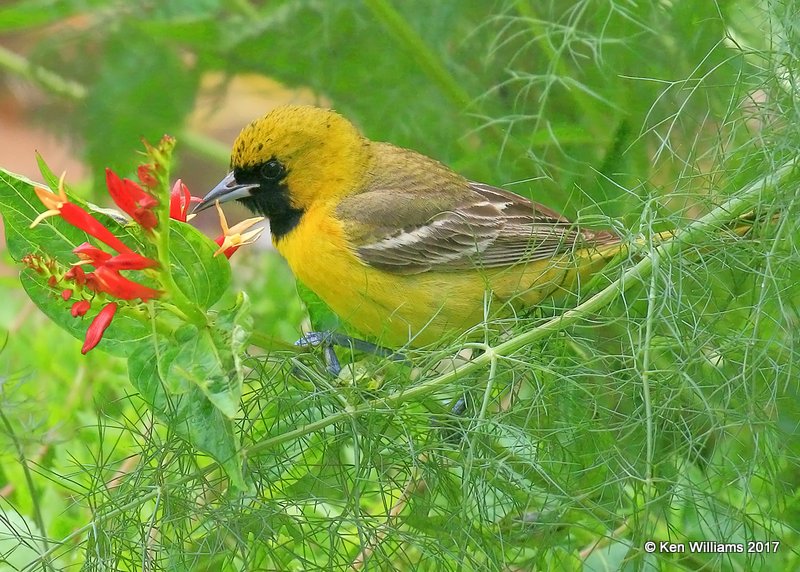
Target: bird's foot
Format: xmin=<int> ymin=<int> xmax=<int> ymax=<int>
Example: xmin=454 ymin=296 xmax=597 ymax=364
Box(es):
xmin=294 ymin=331 xmax=343 ymax=376
xmin=450 ymin=395 xmax=468 ymax=416
xmin=294 ymin=331 xmax=408 ymax=377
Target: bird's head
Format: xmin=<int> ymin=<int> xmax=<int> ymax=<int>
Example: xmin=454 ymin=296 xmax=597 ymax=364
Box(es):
xmin=193 ymin=105 xmax=372 ymax=237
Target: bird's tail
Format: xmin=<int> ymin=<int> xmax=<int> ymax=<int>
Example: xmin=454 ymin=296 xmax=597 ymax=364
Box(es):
xmin=583 ymin=209 xmax=774 ymax=277
xmin=510 ymin=210 xmax=774 ymax=309
xmin=641 ymin=209 xmax=773 ymax=247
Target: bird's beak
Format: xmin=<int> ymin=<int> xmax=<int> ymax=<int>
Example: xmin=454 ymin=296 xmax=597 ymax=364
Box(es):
xmin=192 ymin=171 xmax=259 ymax=214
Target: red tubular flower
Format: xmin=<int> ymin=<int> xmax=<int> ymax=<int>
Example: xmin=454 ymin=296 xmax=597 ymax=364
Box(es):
xmin=31 ymin=175 xmax=132 ymax=254
xmin=73 ymin=242 xmax=157 ymax=271
xmin=214 ymin=236 xmax=239 ymax=259
xmin=64 ymin=265 xmax=86 ymax=286
xmin=137 ymin=164 xmax=158 ymax=189
xmin=86 ymin=266 xmax=161 ymax=301
xmin=81 ymin=302 xmax=117 ymax=354
xmin=71 ymin=300 xmax=91 ymax=317
xmin=73 ymin=243 xmax=112 ymax=266
xmin=169 ymin=179 xmax=192 ymax=222
xmin=212 ymin=201 xmax=265 ymax=259
xmin=105 ymin=169 xmax=159 ymax=230
xmin=103 ymin=252 xmax=159 ymax=271
xmin=29 ymin=168 xmax=169 ymax=357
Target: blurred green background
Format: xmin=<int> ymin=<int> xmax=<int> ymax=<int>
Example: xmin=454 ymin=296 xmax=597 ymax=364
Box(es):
xmin=1 ymin=1 xmax=798 ymax=570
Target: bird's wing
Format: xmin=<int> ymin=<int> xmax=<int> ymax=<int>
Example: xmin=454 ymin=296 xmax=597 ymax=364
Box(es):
xmin=337 ymin=176 xmax=617 ymax=275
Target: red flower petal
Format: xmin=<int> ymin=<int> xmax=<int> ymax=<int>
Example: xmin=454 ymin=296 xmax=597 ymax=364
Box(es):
xmin=103 ymin=252 xmax=159 ymax=271
xmin=60 ymin=203 xmax=132 ymax=253
xmin=61 ymin=289 xmax=73 ymax=300
xmin=81 ymin=302 xmax=117 ymax=354
xmin=73 ymin=242 xmax=112 ymax=265
xmin=132 ymin=207 xmax=158 ymax=230
xmin=137 ymin=164 xmax=158 ymax=189
xmin=86 ymin=266 xmax=161 ymax=301
xmin=105 ymin=168 xmax=159 ymax=230
xmin=64 ymin=265 xmax=86 ymax=286
xmin=105 ymin=169 xmax=137 ymax=216
xmin=73 ymin=242 xmax=157 ymax=271
xmin=71 ymin=300 xmax=91 ymax=317
xmin=169 ymin=179 xmax=192 ymax=222
xmin=214 ymin=235 xmax=239 ymax=259
xmin=138 ymin=194 xmax=159 ymax=209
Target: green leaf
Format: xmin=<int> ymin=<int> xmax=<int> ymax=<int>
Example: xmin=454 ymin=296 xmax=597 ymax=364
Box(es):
xmin=155 ymin=293 xmax=251 ymax=419
xmin=20 ymin=271 xmax=151 ymax=357
xmin=0 ymin=167 xmax=143 ymax=259
xmin=208 ymin=291 xmax=252 ymax=405
xmin=35 ymin=152 xmax=60 ymax=191
xmin=128 ymin=338 xmax=247 ymax=490
xmin=0 ymin=169 xmax=87 ymax=260
xmin=168 ymin=222 xmax=231 ymax=309
xmin=162 ymin=328 xmax=237 ymax=417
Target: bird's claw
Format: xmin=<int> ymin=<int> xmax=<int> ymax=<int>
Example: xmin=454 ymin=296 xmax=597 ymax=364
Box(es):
xmin=293 ymin=331 xmax=409 ymax=378
xmin=294 ymin=331 xmax=342 ymax=376
xmin=295 ymin=331 xmax=335 ymax=348
xmin=451 ymin=395 xmax=468 ymax=416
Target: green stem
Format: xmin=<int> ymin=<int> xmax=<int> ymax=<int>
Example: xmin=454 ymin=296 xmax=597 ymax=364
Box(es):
xmin=478 ymin=349 xmax=498 ymax=420
xmin=0 ymin=44 xmax=86 ymax=100
xmin=142 ymin=142 xmax=209 ymax=325
xmin=513 ymin=1 xmax=607 ymax=136
xmin=246 ymin=159 xmax=795 ymax=457
xmin=363 ymin=0 xmax=472 ymax=110
xmin=0 ymin=45 xmax=227 ymax=167
xmin=152 ymin=229 xmax=206 ymax=325
xmin=638 ymin=202 xmax=659 ymax=528
xmin=0 ymin=408 xmax=54 ymax=572
xmin=248 ymin=330 xmax=302 ymax=353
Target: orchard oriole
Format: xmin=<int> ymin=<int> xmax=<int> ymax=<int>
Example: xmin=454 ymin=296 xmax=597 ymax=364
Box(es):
xmin=194 ymin=105 xmax=626 ymax=348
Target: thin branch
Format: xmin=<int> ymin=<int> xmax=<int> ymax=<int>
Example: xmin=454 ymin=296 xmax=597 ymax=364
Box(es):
xmin=0 ymin=44 xmax=86 ymax=100
xmin=363 ymin=0 xmax=472 ymax=110
xmin=579 ymin=520 xmax=630 ymax=560
xmin=351 ymin=469 xmax=426 ymax=570
xmin=0 ymin=408 xmax=53 ymax=571
xmin=0 ymin=45 xmax=229 ymax=166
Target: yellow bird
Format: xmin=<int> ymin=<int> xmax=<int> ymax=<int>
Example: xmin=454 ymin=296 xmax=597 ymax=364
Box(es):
xmin=194 ymin=105 xmax=625 ymax=349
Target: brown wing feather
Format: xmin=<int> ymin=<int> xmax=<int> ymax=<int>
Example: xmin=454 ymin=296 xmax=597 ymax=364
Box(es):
xmin=335 ymin=144 xmax=618 ymax=275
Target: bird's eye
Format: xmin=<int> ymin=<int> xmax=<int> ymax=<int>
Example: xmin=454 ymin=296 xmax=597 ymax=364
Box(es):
xmin=260 ymin=159 xmax=285 ymax=180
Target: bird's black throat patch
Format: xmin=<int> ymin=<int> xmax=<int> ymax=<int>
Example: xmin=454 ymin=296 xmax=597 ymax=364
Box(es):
xmin=233 ymin=159 xmax=304 ymax=240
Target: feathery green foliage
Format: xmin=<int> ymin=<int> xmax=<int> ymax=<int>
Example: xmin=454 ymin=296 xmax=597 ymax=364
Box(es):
xmin=0 ymin=1 xmax=798 ymax=570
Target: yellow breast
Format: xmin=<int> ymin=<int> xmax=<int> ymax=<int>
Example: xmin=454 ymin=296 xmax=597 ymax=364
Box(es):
xmin=275 ymin=203 xmax=472 ymax=347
